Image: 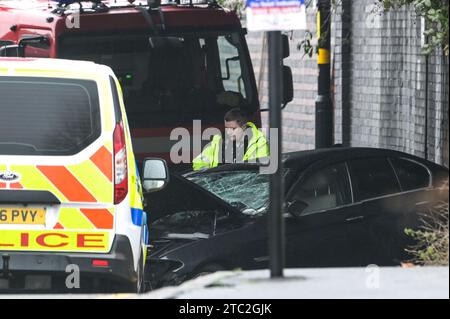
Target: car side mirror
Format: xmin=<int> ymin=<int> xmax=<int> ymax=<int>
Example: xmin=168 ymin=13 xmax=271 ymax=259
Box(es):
xmin=142 ymin=158 xmax=169 ymax=193
xmin=287 ymin=200 xmax=308 ymax=218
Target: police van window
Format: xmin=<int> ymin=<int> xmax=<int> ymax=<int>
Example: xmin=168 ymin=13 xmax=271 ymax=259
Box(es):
xmin=0 ymin=77 xmax=101 ymax=156
xmin=290 ymin=163 xmax=352 ymax=215
xmin=389 ymin=157 xmax=431 ymax=191
xmin=348 ymin=157 xmax=401 ymax=202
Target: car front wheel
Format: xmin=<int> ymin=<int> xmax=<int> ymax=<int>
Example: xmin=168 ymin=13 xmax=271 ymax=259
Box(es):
xmin=191 ymin=263 xmax=226 ymax=280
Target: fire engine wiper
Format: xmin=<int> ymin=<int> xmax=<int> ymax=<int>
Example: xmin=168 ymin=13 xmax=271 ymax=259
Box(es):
xmin=135 ymin=0 xmax=166 ymax=35
xmin=158 ymin=6 xmax=166 ymax=32
xmin=151 ymin=0 xmax=167 ymax=32
xmin=135 ymin=6 xmax=159 ymax=36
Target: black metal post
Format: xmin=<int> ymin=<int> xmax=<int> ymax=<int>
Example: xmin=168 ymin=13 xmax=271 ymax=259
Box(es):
xmin=316 ymin=0 xmax=333 ymax=148
xmin=268 ymin=31 xmax=285 ymax=278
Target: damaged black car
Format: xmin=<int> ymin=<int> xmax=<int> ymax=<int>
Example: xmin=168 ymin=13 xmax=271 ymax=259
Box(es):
xmin=142 ymin=147 xmax=449 ymax=289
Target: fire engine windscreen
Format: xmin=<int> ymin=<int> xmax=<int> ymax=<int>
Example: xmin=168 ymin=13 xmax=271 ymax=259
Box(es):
xmin=59 ymin=32 xmax=255 ymax=127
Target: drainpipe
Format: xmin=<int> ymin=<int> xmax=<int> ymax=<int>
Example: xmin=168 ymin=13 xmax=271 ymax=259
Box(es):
xmin=421 ymin=17 xmax=429 ymax=161
xmin=424 ymin=49 xmax=429 ymax=161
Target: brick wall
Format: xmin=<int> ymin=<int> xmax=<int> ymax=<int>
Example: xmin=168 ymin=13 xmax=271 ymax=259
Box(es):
xmin=246 ymin=0 xmax=449 ymax=167
xmin=246 ymin=5 xmax=318 ymax=152
xmin=333 ymin=0 xmax=449 ymax=166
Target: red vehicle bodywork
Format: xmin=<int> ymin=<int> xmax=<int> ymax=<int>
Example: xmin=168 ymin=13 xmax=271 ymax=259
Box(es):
xmin=0 ymin=0 xmax=261 ymax=168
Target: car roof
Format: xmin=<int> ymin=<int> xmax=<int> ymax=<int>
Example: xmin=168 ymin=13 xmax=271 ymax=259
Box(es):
xmin=201 ymin=147 xmax=440 ymax=174
xmin=0 ymin=57 xmax=113 ymax=77
xmin=283 ymin=147 xmax=429 ymax=169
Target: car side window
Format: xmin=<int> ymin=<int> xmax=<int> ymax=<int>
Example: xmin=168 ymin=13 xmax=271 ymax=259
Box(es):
xmin=291 ymin=163 xmax=352 ymax=215
xmin=389 ymin=157 xmax=431 ymax=191
xmin=348 ymin=157 xmax=401 ymax=201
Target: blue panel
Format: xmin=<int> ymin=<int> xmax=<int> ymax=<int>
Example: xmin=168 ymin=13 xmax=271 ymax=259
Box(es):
xmin=131 ymin=208 xmax=144 ymax=226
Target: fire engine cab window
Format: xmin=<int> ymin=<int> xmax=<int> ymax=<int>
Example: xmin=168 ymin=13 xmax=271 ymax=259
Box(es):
xmin=218 ymin=34 xmax=246 ymax=96
xmin=59 ymin=32 xmax=252 ymax=127
xmin=0 ymin=77 xmax=101 ymax=156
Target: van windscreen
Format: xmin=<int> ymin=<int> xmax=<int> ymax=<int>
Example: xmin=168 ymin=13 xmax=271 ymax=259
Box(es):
xmin=0 ymin=77 xmax=101 ymax=156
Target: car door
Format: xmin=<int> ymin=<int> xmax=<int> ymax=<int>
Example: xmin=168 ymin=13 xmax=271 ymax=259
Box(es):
xmin=385 ymin=156 xmax=446 ymax=262
xmin=346 ymin=156 xmax=429 ymax=266
xmin=285 ymin=161 xmax=361 ymax=268
xmin=389 ymin=156 xmax=447 ymax=214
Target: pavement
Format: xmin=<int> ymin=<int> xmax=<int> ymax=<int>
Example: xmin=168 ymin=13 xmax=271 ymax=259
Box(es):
xmin=140 ymin=266 xmax=449 ymax=299
xmin=1 ymin=266 xmax=448 ymax=299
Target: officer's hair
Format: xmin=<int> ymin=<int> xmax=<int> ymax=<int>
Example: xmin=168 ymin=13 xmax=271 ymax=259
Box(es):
xmin=224 ymin=108 xmax=248 ymax=127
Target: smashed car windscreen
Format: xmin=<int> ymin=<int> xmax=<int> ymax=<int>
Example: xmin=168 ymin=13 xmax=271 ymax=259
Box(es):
xmin=187 ymin=171 xmax=269 ymax=215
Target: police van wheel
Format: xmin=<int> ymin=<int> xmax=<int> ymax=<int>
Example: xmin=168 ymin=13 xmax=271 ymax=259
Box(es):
xmin=135 ymin=252 xmax=145 ymax=294
xmin=123 ymin=251 xmax=145 ymax=294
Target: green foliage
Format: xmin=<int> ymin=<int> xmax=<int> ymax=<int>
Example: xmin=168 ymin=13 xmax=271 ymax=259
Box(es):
xmin=217 ymin=0 xmax=448 ymax=56
xmin=405 ymin=201 xmax=449 ymax=266
xmin=297 ymin=31 xmax=316 ymax=58
xmin=216 ymin=0 xmax=246 ymax=19
xmin=378 ymin=0 xmax=449 ymax=55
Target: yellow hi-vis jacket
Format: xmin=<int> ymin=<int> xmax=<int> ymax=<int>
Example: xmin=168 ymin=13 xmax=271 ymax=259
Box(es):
xmin=192 ymin=122 xmax=269 ymax=171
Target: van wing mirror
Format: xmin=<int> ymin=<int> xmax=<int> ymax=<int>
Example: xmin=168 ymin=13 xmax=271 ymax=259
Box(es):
xmin=0 ymin=44 xmax=25 ymax=57
xmin=20 ymin=35 xmax=51 ymax=58
xmin=0 ymin=35 xmax=50 ymax=57
xmin=282 ymin=65 xmax=294 ymax=108
xmin=19 ymin=35 xmax=50 ymax=47
xmin=259 ymin=65 xmax=294 ymax=112
xmin=261 ymin=35 xmax=293 ymax=112
xmin=142 ymin=158 xmax=170 ymax=193
xmin=282 ymin=34 xmax=290 ymax=59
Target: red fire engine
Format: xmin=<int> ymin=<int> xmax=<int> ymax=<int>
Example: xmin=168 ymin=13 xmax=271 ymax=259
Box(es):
xmin=0 ymin=0 xmax=293 ymax=169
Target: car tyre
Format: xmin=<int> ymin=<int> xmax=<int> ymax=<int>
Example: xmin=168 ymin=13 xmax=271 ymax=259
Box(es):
xmin=191 ymin=263 xmax=225 ymax=280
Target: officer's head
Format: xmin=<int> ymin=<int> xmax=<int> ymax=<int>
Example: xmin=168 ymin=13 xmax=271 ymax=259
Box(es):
xmin=224 ymin=108 xmax=248 ymax=142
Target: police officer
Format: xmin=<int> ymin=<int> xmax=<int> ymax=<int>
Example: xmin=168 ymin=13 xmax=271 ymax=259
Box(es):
xmin=193 ymin=108 xmax=269 ymax=171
